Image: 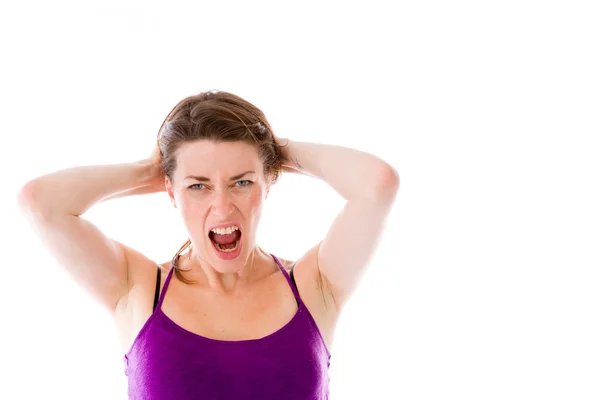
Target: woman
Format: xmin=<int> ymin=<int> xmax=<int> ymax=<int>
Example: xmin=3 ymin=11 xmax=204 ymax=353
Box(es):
xmin=18 ymin=90 xmax=399 ymax=399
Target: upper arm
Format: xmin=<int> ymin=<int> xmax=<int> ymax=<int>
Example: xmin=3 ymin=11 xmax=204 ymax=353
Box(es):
xmin=18 ymin=183 xmax=131 ymax=315
xmin=316 ymin=165 xmax=399 ymax=311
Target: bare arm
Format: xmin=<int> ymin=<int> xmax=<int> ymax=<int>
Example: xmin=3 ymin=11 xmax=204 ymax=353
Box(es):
xmin=99 ymin=181 xmax=165 ymax=202
xmin=278 ymin=138 xmax=399 ymax=312
xmin=17 ymin=158 xmax=163 ymax=314
xmin=21 ymin=160 xmax=161 ymax=216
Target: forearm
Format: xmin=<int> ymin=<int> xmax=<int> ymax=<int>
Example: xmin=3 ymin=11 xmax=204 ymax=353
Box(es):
xmin=281 ymin=139 xmax=399 ymax=200
xmin=99 ymin=183 xmax=161 ymax=202
xmin=21 ymin=160 xmax=157 ymax=217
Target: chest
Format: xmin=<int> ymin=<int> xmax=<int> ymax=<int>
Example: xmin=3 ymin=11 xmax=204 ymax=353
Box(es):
xmin=114 ymin=260 xmax=338 ymax=356
xmin=160 ymin=276 xmax=300 ymax=341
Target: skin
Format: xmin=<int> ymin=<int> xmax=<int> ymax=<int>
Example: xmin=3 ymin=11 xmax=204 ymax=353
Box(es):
xmin=164 ymin=139 xmax=276 ymax=294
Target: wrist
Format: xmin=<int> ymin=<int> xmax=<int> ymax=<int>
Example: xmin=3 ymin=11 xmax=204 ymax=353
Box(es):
xmin=136 ymin=159 xmax=162 ymax=186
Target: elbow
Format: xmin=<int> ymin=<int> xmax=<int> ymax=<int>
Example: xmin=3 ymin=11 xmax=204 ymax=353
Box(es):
xmin=372 ymin=164 xmax=400 ymax=205
xmin=363 ymin=164 xmax=399 ymax=204
xmin=17 ymin=181 xmax=38 ymax=211
xmin=17 ymin=180 xmax=54 ymax=219
xmin=375 ymin=163 xmax=400 ymax=193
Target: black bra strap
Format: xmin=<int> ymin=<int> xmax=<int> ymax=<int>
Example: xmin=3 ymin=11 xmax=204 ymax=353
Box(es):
xmin=153 ymin=265 xmax=161 ymax=312
xmin=290 ymin=263 xmax=297 ymax=291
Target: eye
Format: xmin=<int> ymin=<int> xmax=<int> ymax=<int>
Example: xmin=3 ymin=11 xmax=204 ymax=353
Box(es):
xmin=188 ymin=181 xmax=252 ymax=190
xmin=236 ymin=180 xmax=253 ymax=187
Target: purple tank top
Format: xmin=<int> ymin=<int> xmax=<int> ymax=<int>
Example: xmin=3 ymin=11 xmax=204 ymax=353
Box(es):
xmin=123 ymin=254 xmax=331 ymax=399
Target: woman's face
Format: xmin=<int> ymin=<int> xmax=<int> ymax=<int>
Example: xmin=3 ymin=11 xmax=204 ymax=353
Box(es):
xmin=166 ymin=139 xmax=270 ymax=269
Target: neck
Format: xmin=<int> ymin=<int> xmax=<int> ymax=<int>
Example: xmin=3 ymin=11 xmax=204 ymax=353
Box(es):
xmin=181 ymin=244 xmax=272 ymax=294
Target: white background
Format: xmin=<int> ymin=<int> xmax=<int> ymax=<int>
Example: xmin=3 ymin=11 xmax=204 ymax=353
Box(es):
xmin=2 ymin=1 xmax=599 ymax=399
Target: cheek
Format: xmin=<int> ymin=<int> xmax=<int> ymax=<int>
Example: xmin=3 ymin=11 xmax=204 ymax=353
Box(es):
xmin=247 ymin=194 xmax=266 ymax=222
xmin=248 ymin=188 xmax=266 ymax=208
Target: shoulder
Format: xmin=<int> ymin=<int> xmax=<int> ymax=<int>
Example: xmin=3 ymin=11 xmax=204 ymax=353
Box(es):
xmin=267 ymin=245 xmax=320 ymax=286
xmin=276 ymin=257 xmax=296 ymax=273
xmin=286 ymin=243 xmax=341 ymax=323
xmin=119 ymin=244 xmax=168 ymax=294
xmin=110 ymin=243 xmax=166 ymax=317
xmin=282 ymin=243 xmax=338 ymax=308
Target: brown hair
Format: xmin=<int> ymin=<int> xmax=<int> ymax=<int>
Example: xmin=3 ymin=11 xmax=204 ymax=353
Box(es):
xmin=156 ymin=89 xmax=286 ymax=284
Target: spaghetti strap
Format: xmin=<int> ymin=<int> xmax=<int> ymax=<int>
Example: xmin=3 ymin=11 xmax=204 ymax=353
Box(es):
xmin=156 ymin=257 xmax=177 ymax=310
xmin=152 ymin=265 xmax=161 ymax=312
xmin=156 ymin=254 xmax=299 ymax=309
xmin=270 ymin=253 xmax=302 ymax=306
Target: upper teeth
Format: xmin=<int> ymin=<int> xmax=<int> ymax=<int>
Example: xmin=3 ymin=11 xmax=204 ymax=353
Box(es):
xmin=211 ymin=225 xmax=239 ymax=235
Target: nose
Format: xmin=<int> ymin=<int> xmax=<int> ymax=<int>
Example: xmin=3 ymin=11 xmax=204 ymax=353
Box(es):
xmin=210 ymin=188 xmax=235 ymax=218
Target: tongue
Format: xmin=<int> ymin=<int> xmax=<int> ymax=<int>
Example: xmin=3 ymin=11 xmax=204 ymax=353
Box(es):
xmin=210 ymin=230 xmax=241 ymax=245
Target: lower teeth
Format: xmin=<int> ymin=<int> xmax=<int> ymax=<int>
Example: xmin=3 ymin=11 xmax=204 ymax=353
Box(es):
xmin=215 ymin=239 xmax=240 ymax=253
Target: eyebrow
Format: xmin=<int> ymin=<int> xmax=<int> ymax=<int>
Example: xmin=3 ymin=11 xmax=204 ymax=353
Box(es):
xmin=184 ymin=170 xmax=256 ymax=182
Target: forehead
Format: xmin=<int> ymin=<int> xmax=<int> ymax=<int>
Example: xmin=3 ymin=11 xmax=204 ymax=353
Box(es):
xmin=176 ymin=140 xmax=261 ymax=177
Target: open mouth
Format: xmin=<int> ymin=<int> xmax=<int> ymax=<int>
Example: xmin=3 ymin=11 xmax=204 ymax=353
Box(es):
xmin=208 ymin=227 xmax=242 ymax=253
